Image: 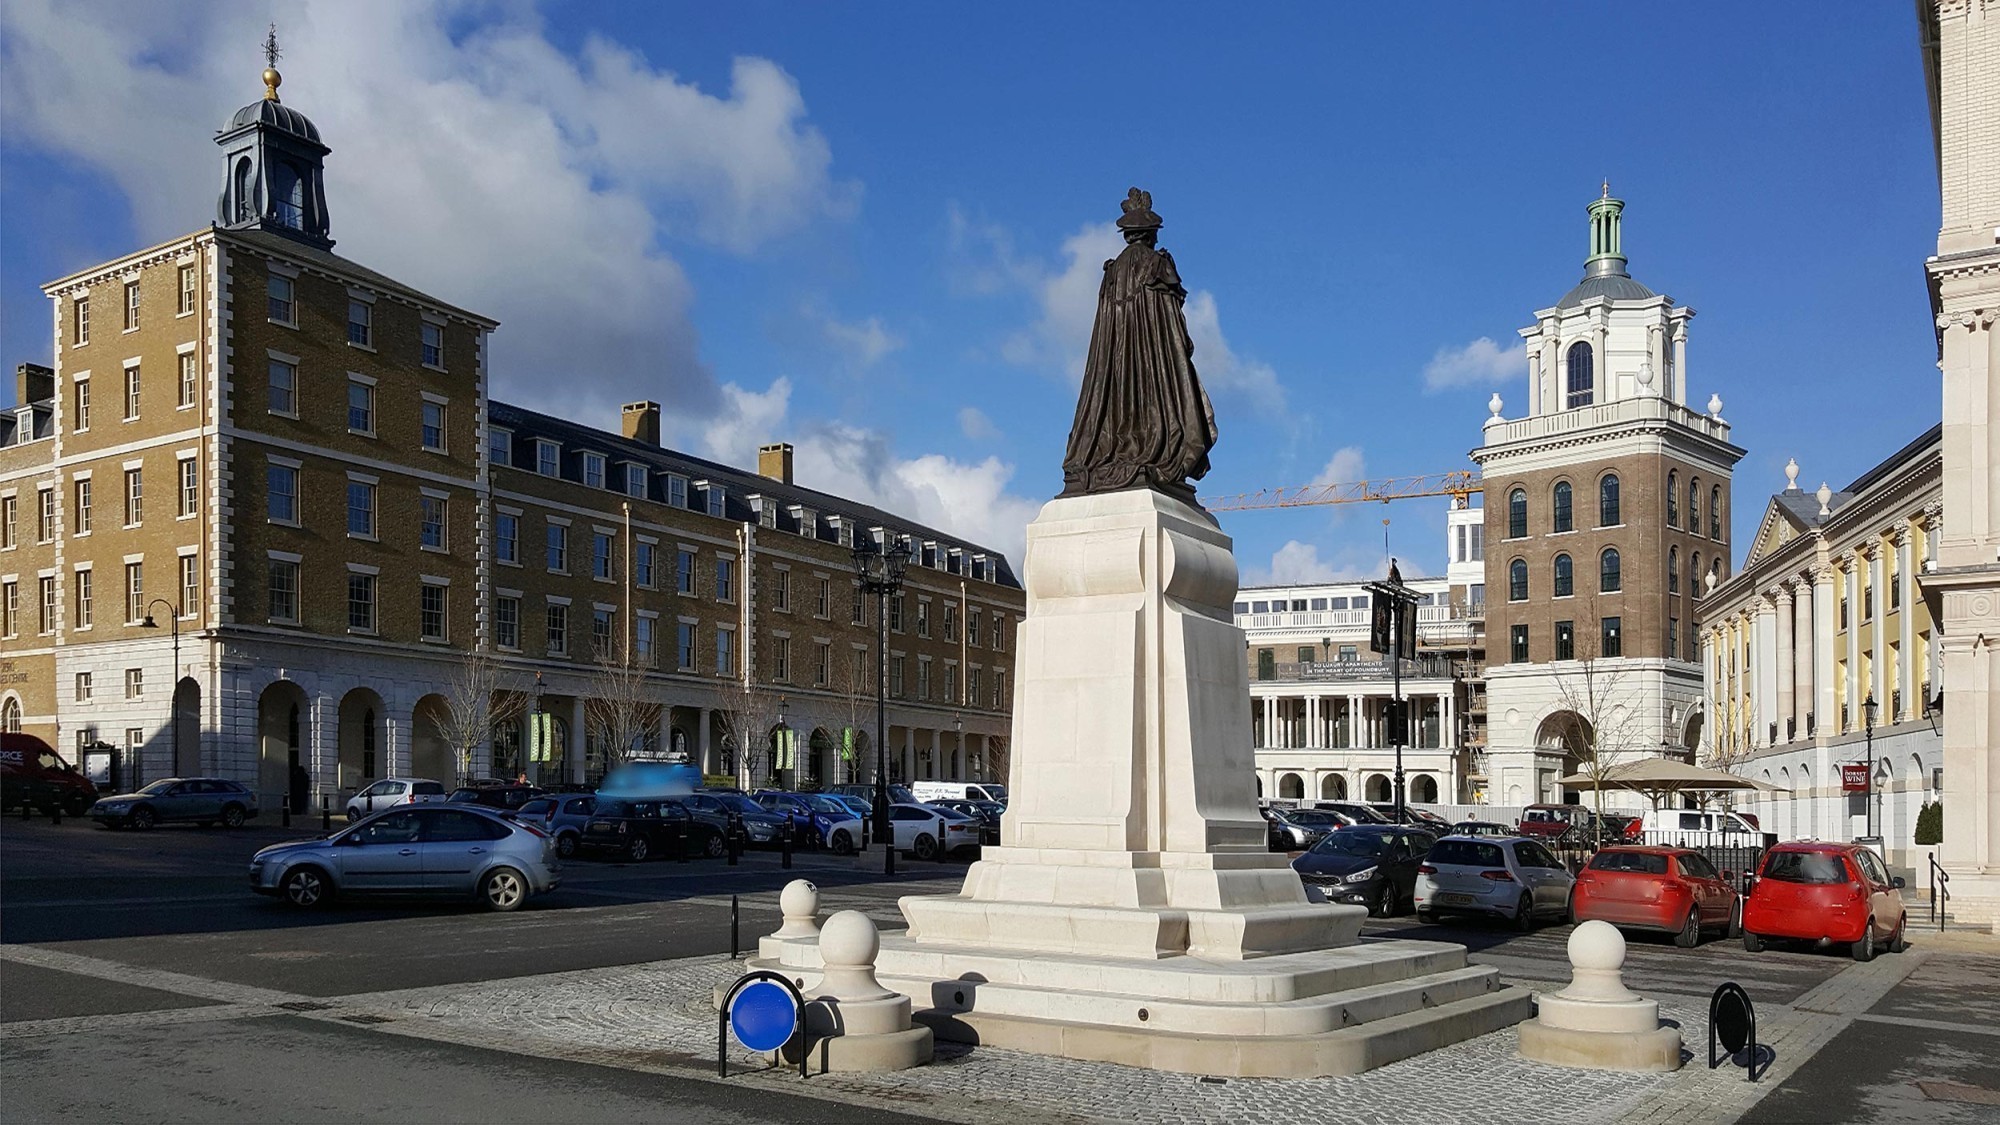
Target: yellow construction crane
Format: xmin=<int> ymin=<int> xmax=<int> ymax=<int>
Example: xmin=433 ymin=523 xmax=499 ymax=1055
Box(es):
xmin=1200 ymin=470 xmax=1483 ymax=512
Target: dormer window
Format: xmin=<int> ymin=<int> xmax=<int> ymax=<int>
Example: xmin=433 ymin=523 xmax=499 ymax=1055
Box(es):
xmin=701 ymin=482 xmax=726 ymax=518
xmin=581 ymin=453 xmax=605 ymax=490
xmin=793 ymin=507 xmax=816 ymax=538
xmin=624 ymin=464 xmax=647 ymax=498
xmin=487 ymin=427 xmax=511 ymax=467
xmin=754 ymin=496 xmax=777 ymax=529
xmin=667 ymin=474 xmax=688 ymax=508
xmin=535 ymin=440 xmax=559 ymax=477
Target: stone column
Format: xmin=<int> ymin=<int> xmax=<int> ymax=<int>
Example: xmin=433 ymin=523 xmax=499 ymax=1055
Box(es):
xmin=1867 ymin=545 xmax=1887 ymax=715
xmin=1894 ymin=528 xmax=1914 ymax=720
xmin=697 ymin=707 xmax=713 ymax=775
xmin=1774 ymin=585 xmax=1796 ymax=742
xmin=1812 ymin=565 xmax=1836 ymax=739
xmin=1792 ymin=579 xmax=1813 ymax=738
xmin=568 ymin=695 xmax=586 ymax=785
xmin=1843 ymin=556 xmax=1863 ymax=730
xmin=1261 ymin=697 xmax=1275 ymax=749
xmin=1755 ymin=598 xmax=1778 ymax=747
xmin=1304 ymin=695 xmax=1319 ymax=749
xmin=1671 ymin=321 xmax=1688 ymax=403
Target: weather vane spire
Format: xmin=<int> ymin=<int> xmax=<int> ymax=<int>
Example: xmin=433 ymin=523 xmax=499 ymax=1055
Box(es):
xmin=262 ymin=23 xmax=283 ymax=101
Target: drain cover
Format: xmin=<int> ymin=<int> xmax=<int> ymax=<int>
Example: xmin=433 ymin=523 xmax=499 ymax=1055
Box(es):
xmin=338 ymin=1014 xmax=395 ymax=1026
xmin=274 ymin=1001 xmax=335 ymax=1012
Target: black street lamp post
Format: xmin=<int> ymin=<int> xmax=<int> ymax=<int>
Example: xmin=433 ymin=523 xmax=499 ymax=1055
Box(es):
xmin=853 ymin=534 xmax=912 ymax=876
xmin=140 ymin=599 xmax=183 ymax=782
xmin=1364 ymin=562 xmax=1420 ymax=822
xmin=1862 ymin=693 xmax=1879 ymax=839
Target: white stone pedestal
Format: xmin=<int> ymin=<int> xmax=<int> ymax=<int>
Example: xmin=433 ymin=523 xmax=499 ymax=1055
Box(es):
xmin=1518 ymin=921 xmax=1682 ymax=1072
xmin=752 ymin=490 xmax=1530 ymax=1076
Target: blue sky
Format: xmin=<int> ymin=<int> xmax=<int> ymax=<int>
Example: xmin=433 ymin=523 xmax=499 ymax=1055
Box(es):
xmin=1 ymin=2 xmax=1940 ymax=577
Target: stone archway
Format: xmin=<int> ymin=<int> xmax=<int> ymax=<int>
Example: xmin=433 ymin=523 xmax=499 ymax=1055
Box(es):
xmin=1365 ymin=773 xmax=1392 ymax=802
xmin=807 ymin=728 xmax=835 ymax=790
xmin=411 ymin=694 xmax=454 ymax=783
xmin=1536 ymin=709 xmax=1594 ymax=803
xmin=1320 ymin=773 xmax=1347 ymax=800
xmin=173 ymin=677 xmax=201 ymax=777
xmin=337 ymin=688 xmax=387 ymax=794
xmin=1411 ymin=774 xmax=1439 ymax=804
xmin=1278 ymin=773 xmax=1304 ymax=800
xmin=257 ymin=680 xmax=310 ymax=812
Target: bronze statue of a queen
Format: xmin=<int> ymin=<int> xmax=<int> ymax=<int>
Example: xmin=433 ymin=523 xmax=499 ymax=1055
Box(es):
xmin=1059 ymin=188 xmax=1219 ymax=503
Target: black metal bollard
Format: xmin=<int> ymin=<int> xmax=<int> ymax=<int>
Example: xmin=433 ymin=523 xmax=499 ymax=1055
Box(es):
xmin=677 ymin=825 xmax=688 ymax=863
xmin=281 ymin=801 xmax=291 ymax=829
xmin=727 ymin=813 xmax=741 ymax=866
xmin=730 ymin=894 xmax=740 ymax=959
xmin=321 ymin=799 xmax=330 ymax=833
xmin=937 ymin=817 xmax=949 ymax=865
xmin=49 ymin=803 xmax=61 ymax=826
xmin=860 ymin=816 xmax=870 ymax=850
xmin=20 ymin=800 xmax=31 ymax=821
xmin=781 ymin=815 xmax=794 ymax=870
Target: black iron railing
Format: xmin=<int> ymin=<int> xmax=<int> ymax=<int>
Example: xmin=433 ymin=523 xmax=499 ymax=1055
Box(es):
xmin=1930 ymin=852 xmax=1951 ymax=932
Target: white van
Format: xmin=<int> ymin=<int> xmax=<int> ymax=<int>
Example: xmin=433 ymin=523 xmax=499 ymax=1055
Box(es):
xmin=1640 ymin=808 xmax=1768 ymax=846
xmin=910 ymin=781 xmax=1008 ymax=804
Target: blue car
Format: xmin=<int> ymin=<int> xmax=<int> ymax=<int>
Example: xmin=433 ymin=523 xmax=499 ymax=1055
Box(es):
xmin=753 ymin=792 xmax=865 ymax=854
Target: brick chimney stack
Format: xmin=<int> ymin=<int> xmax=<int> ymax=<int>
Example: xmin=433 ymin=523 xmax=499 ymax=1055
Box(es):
xmin=758 ymin=442 xmax=795 ymax=485
xmin=621 ymin=401 xmax=661 ymax=446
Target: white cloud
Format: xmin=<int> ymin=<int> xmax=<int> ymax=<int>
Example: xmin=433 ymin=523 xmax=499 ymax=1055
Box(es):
xmin=989 ymin=218 xmax=1287 ymax=416
xmin=0 ymin=0 xmax=855 ymax=422
xmin=693 ymin=378 xmax=1041 ymax=566
xmin=1240 ymin=537 xmax=1425 ymax=588
xmin=807 ymin=305 xmax=903 ymax=369
xmin=958 ymin=406 xmax=1000 ymax=442
xmin=1319 ymin=446 xmax=1366 ymax=486
xmin=1422 ymin=336 xmax=1521 ymax=392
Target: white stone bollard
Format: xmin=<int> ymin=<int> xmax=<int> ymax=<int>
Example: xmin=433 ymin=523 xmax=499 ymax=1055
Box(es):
xmin=772 ymin=879 xmax=821 ymax=940
xmin=794 ymin=910 xmax=932 ymax=1072
xmin=1518 ymin=920 xmax=1682 ymax=1071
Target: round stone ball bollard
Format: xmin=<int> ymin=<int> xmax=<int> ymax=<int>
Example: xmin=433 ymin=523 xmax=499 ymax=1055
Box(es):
xmin=773 ymin=879 xmax=821 ymax=940
xmin=1518 ymin=919 xmax=1682 ymax=1071
xmin=796 ymin=910 xmax=932 ymax=1073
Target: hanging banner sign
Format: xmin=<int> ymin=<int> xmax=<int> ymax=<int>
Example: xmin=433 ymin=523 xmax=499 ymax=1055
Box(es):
xmin=1840 ymin=763 xmax=1869 ymax=792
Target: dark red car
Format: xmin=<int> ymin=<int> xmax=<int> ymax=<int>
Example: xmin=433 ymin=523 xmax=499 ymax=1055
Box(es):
xmin=1742 ymin=842 xmax=1908 ymax=962
xmin=1571 ymin=846 xmax=1740 ymax=947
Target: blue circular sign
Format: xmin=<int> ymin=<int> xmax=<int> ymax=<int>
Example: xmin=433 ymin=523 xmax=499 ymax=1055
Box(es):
xmin=728 ymin=980 xmax=798 ymax=1052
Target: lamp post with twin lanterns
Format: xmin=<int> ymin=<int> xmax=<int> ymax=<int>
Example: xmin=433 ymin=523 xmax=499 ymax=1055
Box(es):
xmin=853 ymin=533 xmax=913 ymax=876
xmin=1862 ymin=693 xmax=1879 ymax=839
xmin=139 ymin=599 xmax=183 ymax=783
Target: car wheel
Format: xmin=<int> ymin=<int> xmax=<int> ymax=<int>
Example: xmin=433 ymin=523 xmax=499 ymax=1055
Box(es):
xmin=281 ymin=866 xmax=330 ymax=909
xmin=1674 ymin=908 xmax=1702 ymax=949
xmin=1724 ymin=901 xmax=1741 ymax=941
xmin=1416 ymin=908 xmax=1439 ymax=925
xmin=703 ymin=832 xmax=726 ymax=859
xmin=1368 ymin=885 xmax=1392 ymax=918
xmin=556 ymin=833 xmax=578 ymax=860
xmin=830 ymin=829 xmax=855 ymax=856
xmin=1743 ymin=930 xmax=1765 ymax=953
xmin=480 ymin=867 xmax=527 ymax=912
xmin=221 ymin=805 xmax=247 ymax=829
xmin=129 ymin=806 xmax=157 ymax=830
xmin=347 ymin=807 xmax=361 ymax=824
xmin=1851 ymin=919 xmax=1876 ymax=963
xmin=913 ymin=833 xmax=938 ymax=861
xmin=1513 ymin=893 xmax=1534 ymax=932
xmin=626 ymin=837 xmax=651 ymax=863
xmin=1887 ymin=917 xmax=1907 ymax=954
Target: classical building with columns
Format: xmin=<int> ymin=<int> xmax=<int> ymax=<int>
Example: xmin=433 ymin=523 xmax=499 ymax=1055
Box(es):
xmin=1700 ymin=438 xmax=1944 ymax=870
xmin=1239 ymin=503 xmax=1489 ymax=806
xmin=1917 ymin=0 xmax=2000 ymax=922
xmin=1473 ymin=190 xmax=1743 ymax=809
xmin=2 ymin=61 xmax=1021 ymax=813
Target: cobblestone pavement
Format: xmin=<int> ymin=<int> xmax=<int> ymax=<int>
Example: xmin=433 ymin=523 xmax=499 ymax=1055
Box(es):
xmin=3 ymin=878 xmax=1980 ymax=1125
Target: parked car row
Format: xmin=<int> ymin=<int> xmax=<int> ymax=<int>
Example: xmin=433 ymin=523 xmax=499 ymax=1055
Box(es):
xmin=1293 ymin=823 xmax=1910 ymax=963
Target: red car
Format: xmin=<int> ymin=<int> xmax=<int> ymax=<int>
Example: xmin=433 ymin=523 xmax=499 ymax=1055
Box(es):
xmin=1571 ymin=846 xmax=1740 ymax=947
xmin=1742 ymin=842 xmax=1908 ymax=962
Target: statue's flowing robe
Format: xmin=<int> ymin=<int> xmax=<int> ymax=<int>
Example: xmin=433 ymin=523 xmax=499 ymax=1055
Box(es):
xmin=1060 ymin=241 xmax=1218 ymax=498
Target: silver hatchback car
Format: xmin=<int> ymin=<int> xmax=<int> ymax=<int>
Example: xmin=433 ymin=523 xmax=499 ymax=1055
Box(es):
xmin=1413 ymin=834 xmax=1575 ymax=930
xmin=250 ymin=805 xmax=559 ymax=912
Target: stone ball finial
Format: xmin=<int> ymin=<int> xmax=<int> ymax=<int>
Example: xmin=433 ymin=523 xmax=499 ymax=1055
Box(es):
xmin=1568 ymin=919 xmax=1626 ymax=972
xmin=1707 ymin=393 xmax=1724 ymax=419
xmin=1784 ymin=458 xmax=1799 ymax=490
xmin=773 ymin=879 xmax=822 ymax=939
xmin=819 ymin=910 xmax=880 ymax=969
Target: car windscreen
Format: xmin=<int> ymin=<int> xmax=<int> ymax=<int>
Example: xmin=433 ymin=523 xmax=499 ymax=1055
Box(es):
xmin=1588 ymin=851 xmax=1668 ymax=875
xmin=412 ymin=782 xmax=446 ymax=795
xmin=593 ymin=799 xmax=630 ymax=817
xmin=979 ymin=785 xmax=1007 ymax=800
xmin=1762 ymin=851 xmax=1849 ymax=884
xmin=137 ymin=779 xmax=179 ymax=795
xmin=804 ymin=796 xmax=849 ymax=815
xmin=447 ymin=790 xmax=481 ymax=802
xmin=1428 ymin=840 xmax=1505 ymax=867
xmin=1288 ymin=811 xmax=1342 ymax=826
xmin=1310 ymin=832 xmax=1388 ymax=857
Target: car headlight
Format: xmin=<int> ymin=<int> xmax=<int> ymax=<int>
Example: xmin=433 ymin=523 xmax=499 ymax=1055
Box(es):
xmin=1343 ymin=867 xmax=1379 ymax=884
xmin=99 ymin=802 xmax=130 ymax=811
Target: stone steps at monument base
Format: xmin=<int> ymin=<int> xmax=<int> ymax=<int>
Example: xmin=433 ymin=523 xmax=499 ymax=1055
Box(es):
xmin=912 ymin=983 xmax=1535 ymax=1079
xmin=877 ymin=963 xmax=1506 ymax=1039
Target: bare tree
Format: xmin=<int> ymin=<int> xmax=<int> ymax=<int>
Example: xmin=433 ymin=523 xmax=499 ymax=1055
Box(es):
xmin=984 ymin=733 xmax=1011 ymax=787
xmin=839 ymin=645 xmax=875 ymax=785
xmin=715 ymin=669 xmax=786 ymax=791
xmin=583 ymin=647 xmax=662 ymax=776
xmin=437 ymin=646 xmax=530 ymax=783
xmin=1546 ymin=603 xmax=1649 ymax=845
xmin=1697 ymin=692 xmax=1759 ymax=812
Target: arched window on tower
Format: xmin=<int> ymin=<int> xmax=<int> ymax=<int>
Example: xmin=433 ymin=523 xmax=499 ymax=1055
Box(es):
xmin=1668 ymin=546 xmax=1680 ymax=594
xmin=1553 ymin=553 xmax=1574 ymax=598
xmin=270 ymin=161 xmax=305 ymax=229
xmin=0 ymin=697 xmax=20 ymax=733
xmin=1666 ymin=471 xmax=1679 ymax=527
xmin=233 ymin=156 xmax=255 ymax=223
xmin=1552 ymin=481 xmax=1573 ymax=533
xmin=1565 ymin=341 xmax=1595 ymax=409
xmin=1710 ymin=486 xmax=1723 ymax=539
xmin=1599 ymin=473 xmax=1621 ymax=527
xmin=1600 ymin=548 xmax=1621 ymax=593
xmin=1690 ymin=477 xmax=1701 ymax=538
xmin=1690 ymin=552 xmax=1702 ymax=598
xmin=1508 ymin=558 xmax=1528 ymax=602
xmin=1508 ymin=489 xmax=1527 ymax=539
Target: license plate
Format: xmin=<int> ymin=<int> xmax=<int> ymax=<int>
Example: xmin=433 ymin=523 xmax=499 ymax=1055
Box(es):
xmin=1437 ymin=893 xmax=1477 ymax=906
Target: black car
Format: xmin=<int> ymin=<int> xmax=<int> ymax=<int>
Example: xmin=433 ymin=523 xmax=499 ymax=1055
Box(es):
xmin=683 ymin=791 xmax=788 ymax=850
xmin=1366 ymin=803 xmax=1455 ymax=832
xmin=929 ymin=799 xmax=1003 ymax=845
xmin=1312 ymin=801 xmax=1393 ymax=826
xmin=1291 ymin=826 xmax=1437 ymax=917
xmin=1263 ymin=806 xmax=1346 ymax=851
xmin=575 ymin=797 xmax=720 ymax=862
xmin=446 ymin=784 xmax=545 ymax=816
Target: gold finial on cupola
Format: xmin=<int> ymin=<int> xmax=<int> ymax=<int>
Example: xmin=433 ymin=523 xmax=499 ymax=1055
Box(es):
xmin=262 ymin=23 xmax=283 ymax=101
